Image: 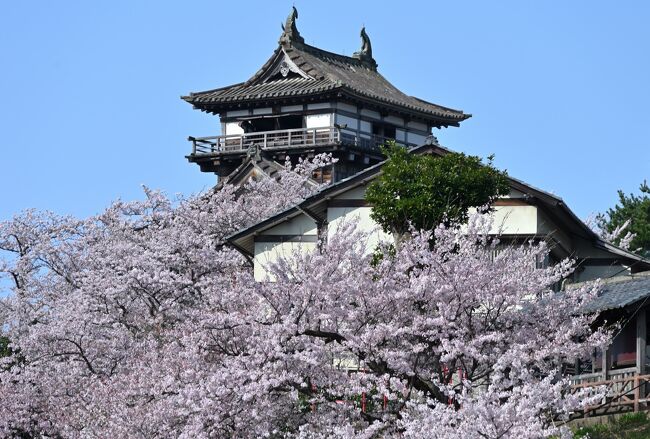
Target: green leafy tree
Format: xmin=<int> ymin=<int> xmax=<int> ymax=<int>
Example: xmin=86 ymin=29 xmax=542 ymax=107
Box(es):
xmin=0 ymin=336 xmax=9 ymax=358
xmin=365 ymin=143 xmax=510 ymax=236
xmin=597 ymin=181 xmax=650 ymax=257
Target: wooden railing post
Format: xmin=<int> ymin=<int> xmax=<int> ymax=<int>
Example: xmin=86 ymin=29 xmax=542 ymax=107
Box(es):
xmin=638 ymin=308 xmax=647 ymax=403
xmin=635 ymin=375 xmax=640 ymax=412
xmin=188 ymin=137 xmax=197 ymax=155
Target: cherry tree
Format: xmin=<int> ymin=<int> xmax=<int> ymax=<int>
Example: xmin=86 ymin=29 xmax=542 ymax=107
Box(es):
xmin=0 ymin=157 xmax=608 ymax=438
xmin=585 ymin=214 xmax=636 ymax=252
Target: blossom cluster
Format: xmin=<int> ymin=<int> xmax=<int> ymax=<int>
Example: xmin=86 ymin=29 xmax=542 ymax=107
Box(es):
xmin=0 ymin=157 xmax=607 ymax=438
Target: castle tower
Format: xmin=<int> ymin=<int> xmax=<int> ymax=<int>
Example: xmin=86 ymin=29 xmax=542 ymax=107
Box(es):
xmin=182 ymin=7 xmax=470 ymax=184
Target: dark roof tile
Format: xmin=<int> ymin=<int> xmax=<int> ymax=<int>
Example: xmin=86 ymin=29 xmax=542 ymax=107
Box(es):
xmin=580 ymin=273 xmax=650 ymax=313
xmin=183 ymin=41 xmax=469 ymax=125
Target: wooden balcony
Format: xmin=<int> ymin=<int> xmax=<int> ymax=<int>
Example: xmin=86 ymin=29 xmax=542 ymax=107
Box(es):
xmin=187 ymin=126 xmax=414 ymax=157
xmin=570 ymin=368 xmax=650 ymax=417
xmin=567 ymin=308 xmax=650 ymax=418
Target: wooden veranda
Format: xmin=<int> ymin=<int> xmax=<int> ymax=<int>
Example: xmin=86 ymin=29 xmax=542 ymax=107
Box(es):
xmin=570 ymin=307 xmax=650 ymax=417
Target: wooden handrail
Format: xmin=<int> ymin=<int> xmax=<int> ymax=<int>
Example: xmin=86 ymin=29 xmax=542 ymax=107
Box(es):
xmin=571 ymin=373 xmax=650 ymax=390
xmin=568 ymin=373 xmax=650 ymax=418
xmin=188 ymin=126 xmax=414 ymax=156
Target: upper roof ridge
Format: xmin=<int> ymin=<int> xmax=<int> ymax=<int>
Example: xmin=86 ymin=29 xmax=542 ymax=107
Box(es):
xmin=351 ymin=26 xmax=377 ymax=70
xmin=182 ymin=7 xmax=470 ymax=126
xmin=279 ymin=6 xmax=304 ymax=45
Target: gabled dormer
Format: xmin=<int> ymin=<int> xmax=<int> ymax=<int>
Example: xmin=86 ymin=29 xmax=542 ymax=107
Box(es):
xmin=182 ymin=7 xmax=470 ymax=182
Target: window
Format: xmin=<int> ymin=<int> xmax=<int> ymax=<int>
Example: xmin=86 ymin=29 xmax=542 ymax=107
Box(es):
xmin=239 ymin=115 xmax=304 ymax=133
xmin=371 ymin=123 xmax=396 ymax=140
xmin=312 ymin=165 xmax=333 ymax=184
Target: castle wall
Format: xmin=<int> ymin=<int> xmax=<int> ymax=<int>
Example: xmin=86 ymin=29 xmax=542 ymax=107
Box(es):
xmin=252 ymin=213 xmax=318 ymax=282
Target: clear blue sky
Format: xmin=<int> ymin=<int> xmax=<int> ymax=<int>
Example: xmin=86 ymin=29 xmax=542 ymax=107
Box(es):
xmin=1 ymin=1 xmax=648 ymax=222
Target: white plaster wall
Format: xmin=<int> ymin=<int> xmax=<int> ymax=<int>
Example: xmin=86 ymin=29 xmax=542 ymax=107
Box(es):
xmin=281 ymin=105 xmax=303 ymax=112
xmin=327 ymin=206 xmax=391 ymax=254
xmin=225 ymin=122 xmax=244 ymax=136
xmin=395 ymin=129 xmax=406 ymax=142
xmin=253 ymin=107 xmax=272 ymax=115
xmin=262 ymin=214 xmax=317 ymax=236
xmin=254 ymin=241 xmax=317 ymax=281
xmin=305 ymin=113 xmax=332 ymax=129
xmin=250 ymin=200 xmax=635 ymax=284
xmin=360 ymin=120 xmax=372 ymax=134
xmin=488 ymin=206 xmax=538 ymax=235
xmin=308 ymin=102 xmax=333 ymax=110
xmin=252 ymin=214 xmax=318 ymax=281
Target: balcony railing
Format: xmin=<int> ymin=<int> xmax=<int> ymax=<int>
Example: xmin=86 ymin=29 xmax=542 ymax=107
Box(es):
xmin=188 ymin=126 xmax=414 ymax=156
xmin=570 ymin=369 xmax=650 ymax=417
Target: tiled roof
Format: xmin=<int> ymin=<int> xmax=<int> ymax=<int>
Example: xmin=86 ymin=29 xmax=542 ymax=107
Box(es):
xmin=225 ymin=143 xmax=650 ymax=275
xmin=580 ymin=273 xmax=650 ymax=313
xmin=283 ymin=43 xmax=467 ymax=121
xmin=183 ymin=41 xmax=469 ymax=125
xmin=186 ymin=77 xmax=338 ymax=104
xmin=215 ymin=156 xmax=319 ymax=191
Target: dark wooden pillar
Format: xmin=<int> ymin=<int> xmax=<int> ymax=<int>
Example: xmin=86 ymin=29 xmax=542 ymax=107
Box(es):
xmin=602 ymin=346 xmax=610 ymax=381
xmin=637 ymin=308 xmax=647 ymax=404
xmin=637 ymin=308 xmax=647 ymax=375
xmin=592 ymin=349 xmax=598 ymax=374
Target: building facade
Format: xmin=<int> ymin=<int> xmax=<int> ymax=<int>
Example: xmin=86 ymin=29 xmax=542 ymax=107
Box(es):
xmin=182 ymin=7 xmax=468 ymax=184
xmin=225 ymin=143 xmax=649 ymax=283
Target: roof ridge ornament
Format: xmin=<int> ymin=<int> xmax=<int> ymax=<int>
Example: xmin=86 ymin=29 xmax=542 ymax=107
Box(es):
xmin=279 ymin=6 xmax=304 ymax=46
xmin=352 ymin=26 xmax=377 ymax=70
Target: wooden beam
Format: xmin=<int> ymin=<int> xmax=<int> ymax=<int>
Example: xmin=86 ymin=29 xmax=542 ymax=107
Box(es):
xmin=602 ymin=346 xmax=610 ymax=381
xmin=493 ymin=198 xmax=530 ymax=206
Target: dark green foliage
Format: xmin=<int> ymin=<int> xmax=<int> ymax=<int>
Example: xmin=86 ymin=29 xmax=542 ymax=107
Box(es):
xmin=597 ymin=181 xmax=650 ymax=257
xmin=0 ymin=336 xmax=10 ymax=358
xmin=370 ymin=243 xmax=396 ymax=267
xmin=365 ymin=143 xmax=510 ymax=235
xmin=574 ymin=412 xmax=650 ymax=439
xmin=0 ymin=336 xmax=24 ymax=372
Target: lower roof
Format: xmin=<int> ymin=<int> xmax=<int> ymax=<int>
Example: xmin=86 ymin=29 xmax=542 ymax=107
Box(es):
xmin=578 ymin=272 xmax=650 ymax=313
xmin=225 ymin=142 xmax=650 ymax=272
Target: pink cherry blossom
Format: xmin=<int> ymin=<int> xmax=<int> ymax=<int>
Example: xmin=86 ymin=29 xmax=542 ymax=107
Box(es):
xmin=0 ymin=157 xmax=608 ymax=438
